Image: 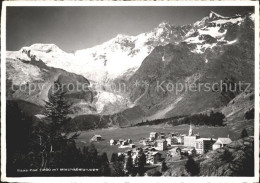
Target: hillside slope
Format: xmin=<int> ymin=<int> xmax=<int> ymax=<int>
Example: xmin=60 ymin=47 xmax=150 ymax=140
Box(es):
xmin=163 ymin=136 xmax=254 ymax=176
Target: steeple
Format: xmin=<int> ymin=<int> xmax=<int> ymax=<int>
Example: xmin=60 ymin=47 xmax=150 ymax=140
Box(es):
xmin=188 ymin=123 xmax=193 ymax=136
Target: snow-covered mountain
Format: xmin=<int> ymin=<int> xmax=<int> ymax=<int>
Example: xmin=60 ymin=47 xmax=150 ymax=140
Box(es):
xmin=126 ymin=11 xmax=255 ymax=122
xmin=6 ymin=11 xmax=255 ymax=123
xmin=7 ymin=11 xmax=254 ymax=83
xmin=184 ymin=11 xmax=254 ymax=54
xmin=7 ymin=19 xmax=192 ymax=83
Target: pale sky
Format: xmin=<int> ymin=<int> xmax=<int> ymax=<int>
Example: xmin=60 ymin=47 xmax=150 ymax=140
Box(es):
xmin=7 ymin=6 xmax=254 ymax=52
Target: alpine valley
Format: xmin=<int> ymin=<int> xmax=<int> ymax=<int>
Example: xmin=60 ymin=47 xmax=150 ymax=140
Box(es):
xmin=6 ymin=11 xmax=255 ymax=134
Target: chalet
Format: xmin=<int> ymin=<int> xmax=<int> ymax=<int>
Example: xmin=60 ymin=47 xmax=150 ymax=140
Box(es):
xmin=129 ymin=144 xmax=136 ymax=148
xmin=91 ymin=135 xmax=102 ymax=141
xmin=158 ymin=133 xmax=165 ymax=139
xmin=155 ymin=139 xmax=167 ymax=151
xmin=122 ymin=140 xmax=128 ymax=146
xmin=118 ymin=139 xmax=124 ymax=145
xmin=127 ymin=139 xmax=132 ymax=144
xmin=212 ymin=138 xmax=232 ymax=150
xmin=150 ymin=132 xmax=158 ymax=140
xmin=110 ymin=139 xmax=117 ymax=145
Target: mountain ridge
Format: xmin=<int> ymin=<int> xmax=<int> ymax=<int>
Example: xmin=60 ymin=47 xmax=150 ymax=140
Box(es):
xmin=6 ymin=11 xmax=255 ymax=129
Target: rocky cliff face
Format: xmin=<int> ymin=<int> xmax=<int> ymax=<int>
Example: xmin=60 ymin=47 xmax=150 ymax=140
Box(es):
xmin=6 ymin=57 xmax=94 ymax=114
xmin=126 ymin=12 xmax=254 ymax=121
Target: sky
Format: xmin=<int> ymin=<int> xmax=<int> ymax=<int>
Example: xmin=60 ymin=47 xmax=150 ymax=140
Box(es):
xmin=6 ymin=6 xmax=254 ymax=52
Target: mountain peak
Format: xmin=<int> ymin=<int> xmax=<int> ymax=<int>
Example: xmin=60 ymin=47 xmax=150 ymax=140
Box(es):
xmin=209 ymin=11 xmax=227 ymax=20
xmin=158 ymin=21 xmax=171 ymax=28
xmin=26 ymin=43 xmax=64 ymax=53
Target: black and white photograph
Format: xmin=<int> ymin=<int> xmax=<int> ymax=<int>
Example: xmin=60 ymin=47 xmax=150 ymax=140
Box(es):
xmin=1 ymin=1 xmax=259 ymax=182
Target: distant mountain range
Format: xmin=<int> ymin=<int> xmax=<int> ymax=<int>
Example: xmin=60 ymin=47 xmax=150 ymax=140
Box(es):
xmin=6 ymin=11 xmax=255 ymax=130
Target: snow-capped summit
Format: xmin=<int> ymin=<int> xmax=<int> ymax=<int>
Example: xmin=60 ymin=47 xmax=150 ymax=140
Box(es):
xmin=193 ymin=11 xmax=228 ymax=28
xmin=157 ymin=21 xmax=171 ymax=28
xmin=7 ymin=11 xmax=254 ymax=82
xmin=209 ymin=11 xmax=227 ymax=20
xmin=20 ymin=44 xmax=65 ymax=56
xmin=185 ymin=12 xmax=254 ymax=54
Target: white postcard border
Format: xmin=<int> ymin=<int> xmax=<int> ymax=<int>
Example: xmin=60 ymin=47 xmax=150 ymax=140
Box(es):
xmin=1 ymin=1 xmax=259 ymax=183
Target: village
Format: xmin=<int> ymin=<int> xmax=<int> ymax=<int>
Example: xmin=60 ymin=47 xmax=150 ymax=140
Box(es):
xmin=90 ymin=124 xmax=233 ymax=166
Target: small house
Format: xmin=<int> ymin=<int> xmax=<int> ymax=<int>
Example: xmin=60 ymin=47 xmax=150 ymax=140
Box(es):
xmin=129 ymin=144 xmax=135 ymax=148
xmin=110 ymin=139 xmax=117 ymax=145
xmin=158 ymin=133 xmax=165 ymax=139
xmin=118 ymin=139 xmax=124 ymax=145
xmin=212 ymin=138 xmax=232 ymax=150
xmin=150 ymin=132 xmax=158 ymax=140
xmin=122 ymin=140 xmax=128 ymax=146
xmin=127 ymin=139 xmax=132 ymax=144
xmin=91 ymin=135 xmax=102 ymax=141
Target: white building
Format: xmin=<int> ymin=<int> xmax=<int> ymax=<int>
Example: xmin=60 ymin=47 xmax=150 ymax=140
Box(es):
xmin=110 ymin=139 xmax=116 ymax=145
xmin=212 ymin=138 xmax=232 ymax=150
xmin=176 ymin=135 xmax=185 ymax=144
xmin=150 ymin=132 xmax=158 ymax=140
xmin=184 ymin=124 xmax=200 ymax=147
xmin=155 ymin=139 xmax=167 ymax=151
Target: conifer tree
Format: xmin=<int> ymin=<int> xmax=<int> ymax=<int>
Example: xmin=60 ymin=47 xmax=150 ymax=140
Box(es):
xmin=124 ymin=151 xmax=133 ymax=176
xmin=39 ymin=79 xmax=79 ymax=168
xmin=161 ymin=161 xmax=167 ymax=172
xmin=241 ymin=128 xmax=249 ymax=139
xmin=185 ymin=156 xmax=199 ymax=176
xmin=111 ymin=153 xmax=118 ymax=163
xmin=100 ymin=152 xmax=110 ymax=176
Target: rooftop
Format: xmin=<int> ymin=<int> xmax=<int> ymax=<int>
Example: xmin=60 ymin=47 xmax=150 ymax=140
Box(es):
xmin=92 ymin=134 xmax=101 ymax=137
xmin=195 ymin=138 xmax=216 ymax=142
xmin=156 ymin=139 xmax=166 ymax=143
xmin=150 ymin=151 xmax=161 ymax=156
xmin=217 ymin=138 xmax=232 ymax=144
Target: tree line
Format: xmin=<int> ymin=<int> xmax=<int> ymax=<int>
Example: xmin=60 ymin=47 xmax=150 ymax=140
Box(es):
xmin=133 ymin=111 xmax=225 ymax=127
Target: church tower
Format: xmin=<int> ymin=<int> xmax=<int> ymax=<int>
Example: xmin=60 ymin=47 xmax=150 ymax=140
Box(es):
xmin=188 ymin=124 xmax=193 ymax=136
